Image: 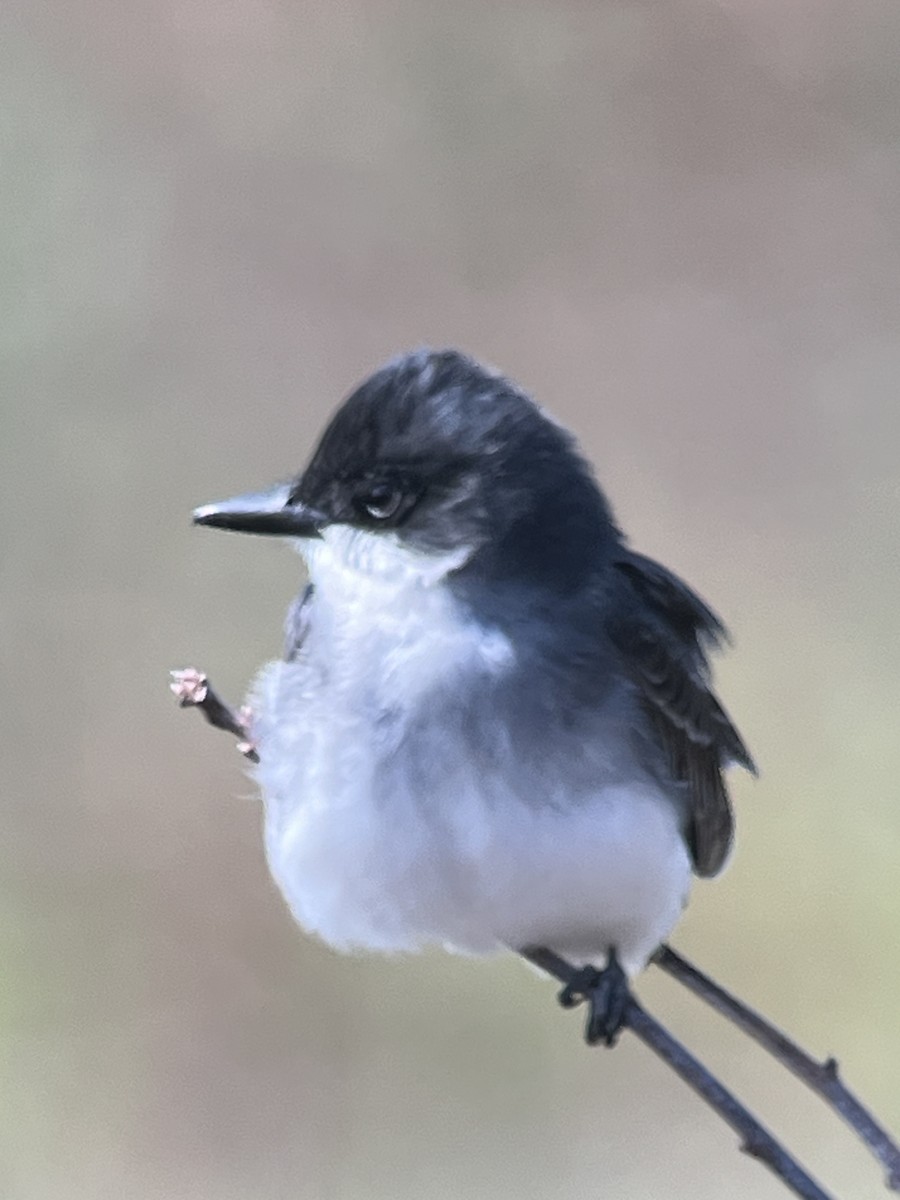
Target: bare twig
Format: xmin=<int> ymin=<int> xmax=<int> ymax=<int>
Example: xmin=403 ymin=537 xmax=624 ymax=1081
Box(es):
xmin=169 ymin=668 xmax=259 ymax=762
xmin=521 ymin=947 xmax=833 ymax=1200
xmin=654 ymin=944 xmax=900 ymax=1191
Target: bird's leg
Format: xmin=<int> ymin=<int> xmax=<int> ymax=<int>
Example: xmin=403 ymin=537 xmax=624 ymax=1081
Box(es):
xmin=557 ymin=948 xmax=631 ymax=1047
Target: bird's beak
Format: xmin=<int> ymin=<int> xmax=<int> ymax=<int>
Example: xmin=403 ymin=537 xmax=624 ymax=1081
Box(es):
xmin=193 ymin=484 xmax=326 ymax=538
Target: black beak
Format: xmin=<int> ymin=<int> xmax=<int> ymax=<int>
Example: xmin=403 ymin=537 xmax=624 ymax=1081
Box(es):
xmin=193 ymin=484 xmax=326 ymax=538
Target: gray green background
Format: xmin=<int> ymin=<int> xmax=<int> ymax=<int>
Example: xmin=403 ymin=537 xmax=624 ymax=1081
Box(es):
xmin=2 ymin=2 xmax=899 ymax=1197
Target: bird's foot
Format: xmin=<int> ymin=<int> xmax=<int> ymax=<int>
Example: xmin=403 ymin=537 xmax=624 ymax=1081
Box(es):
xmin=557 ymin=950 xmax=630 ymax=1046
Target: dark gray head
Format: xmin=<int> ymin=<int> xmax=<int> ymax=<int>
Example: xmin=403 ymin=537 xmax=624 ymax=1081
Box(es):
xmin=195 ymin=348 xmax=621 ymax=594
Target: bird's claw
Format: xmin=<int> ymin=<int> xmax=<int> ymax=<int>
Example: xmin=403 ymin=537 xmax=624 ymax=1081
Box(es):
xmin=557 ymin=952 xmax=630 ymax=1047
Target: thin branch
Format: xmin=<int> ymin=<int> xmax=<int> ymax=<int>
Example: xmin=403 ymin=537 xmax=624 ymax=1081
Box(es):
xmin=169 ymin=668 xmax=259 ymax=762
xmin=654 ymin=944 xmax=900 ymax=1191
xmin=521 ymin=948 xmax=833 ymax=1200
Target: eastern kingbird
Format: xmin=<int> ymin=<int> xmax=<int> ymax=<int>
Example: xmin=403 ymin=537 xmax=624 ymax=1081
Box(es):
xmin=193 ymin=348 xmax=754 ymax=1043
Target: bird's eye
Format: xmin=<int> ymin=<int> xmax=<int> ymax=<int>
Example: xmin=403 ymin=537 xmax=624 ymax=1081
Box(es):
xmin=356 ymin=485 xmax=405 ymax=522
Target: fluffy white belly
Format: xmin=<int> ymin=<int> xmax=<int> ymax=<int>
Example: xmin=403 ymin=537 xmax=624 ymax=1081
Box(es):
xmin=251 ymin=662 xmax=691 ymax=976
xmin=248 ymin=529 xmax=692 ymax=976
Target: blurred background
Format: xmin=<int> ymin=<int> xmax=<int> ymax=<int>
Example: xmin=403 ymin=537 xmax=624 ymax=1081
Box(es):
xmin=2 ymin=1 xmax=899 ymax=1197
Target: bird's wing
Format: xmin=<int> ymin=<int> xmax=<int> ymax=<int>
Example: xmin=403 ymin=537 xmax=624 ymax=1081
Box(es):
xmin=607 ymin=550 xmax=755 ymax=878
xmin=283 ymin=583 xmax=315 ymax=661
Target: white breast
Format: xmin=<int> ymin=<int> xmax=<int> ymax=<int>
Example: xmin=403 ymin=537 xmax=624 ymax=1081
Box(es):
xmin=298 ymin=525 xmax=513 ymax=709
xmin=249 ymin=526 xmax=692 ymax=976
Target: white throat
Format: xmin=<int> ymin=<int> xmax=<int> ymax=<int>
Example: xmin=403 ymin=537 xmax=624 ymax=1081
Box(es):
xmin=299 ymin=524 xmax=473 ymax=592
xmin=294 ymin=525 xmax=512 ymax=706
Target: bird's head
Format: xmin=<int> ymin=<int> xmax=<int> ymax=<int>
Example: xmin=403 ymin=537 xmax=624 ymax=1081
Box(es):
xmin=194 ymin=348 xmax=619 ymax=593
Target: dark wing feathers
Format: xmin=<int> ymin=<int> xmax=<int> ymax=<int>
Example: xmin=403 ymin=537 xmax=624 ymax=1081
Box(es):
xmin=609 ymin=551 xmax=755 ymax=878
xmin=283 ymin=583 xmax=315 ymax=661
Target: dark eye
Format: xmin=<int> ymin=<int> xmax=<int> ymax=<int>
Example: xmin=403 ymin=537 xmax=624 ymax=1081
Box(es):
xmin=355 ymin=484 xmax=405 ymax=522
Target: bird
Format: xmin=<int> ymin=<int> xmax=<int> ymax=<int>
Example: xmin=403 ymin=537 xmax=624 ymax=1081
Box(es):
xmin=192 ymin=347 xmax=755 ymax=1043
